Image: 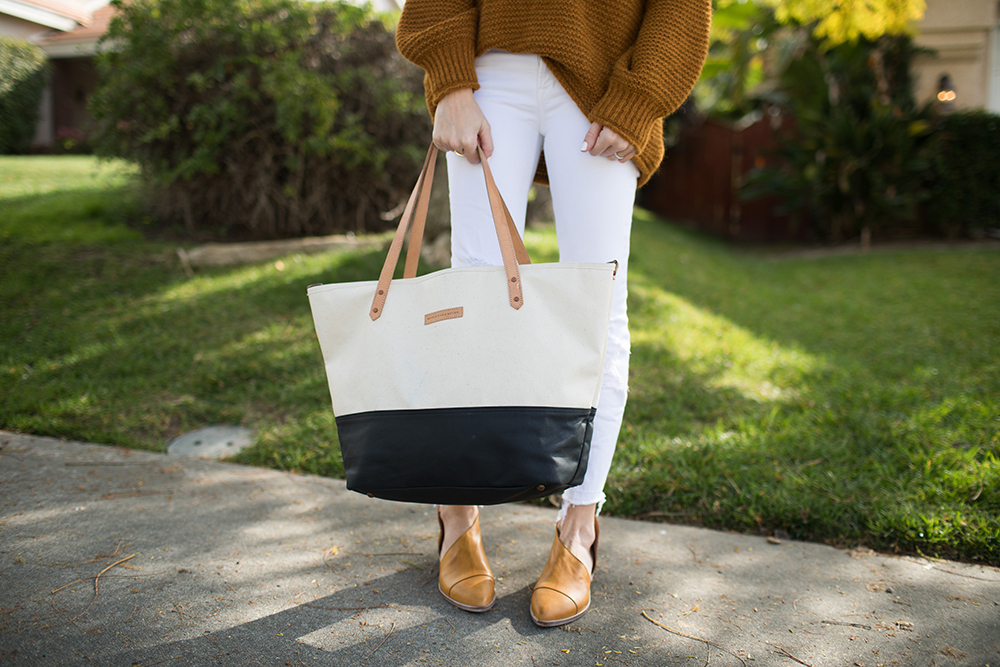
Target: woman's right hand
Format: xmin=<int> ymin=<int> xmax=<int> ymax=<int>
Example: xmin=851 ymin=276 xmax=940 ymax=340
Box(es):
xmin=433 ymin=88 xmax=493 ymax=164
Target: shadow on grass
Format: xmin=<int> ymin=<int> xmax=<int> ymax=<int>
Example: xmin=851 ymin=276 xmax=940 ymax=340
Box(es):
xmin=0 ymin=186 xmax=144 ymax=244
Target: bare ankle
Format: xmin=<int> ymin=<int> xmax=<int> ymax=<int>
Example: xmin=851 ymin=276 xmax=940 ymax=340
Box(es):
xmin=558 ymin=503 xmax=597 ymax=542
xmin=438 ymin=505 xmax=479 ymax=558
xmin=440 ymin=504 xmax=478 ymax=525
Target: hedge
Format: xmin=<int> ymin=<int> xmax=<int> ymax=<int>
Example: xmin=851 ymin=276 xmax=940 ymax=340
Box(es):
xmin=90 ymin=0 xmax=430 ymax=239
xmin=0 ymin=36 xmax=49 ymax=155
xmin=926 ymin=111 xmax=1000 ymax=238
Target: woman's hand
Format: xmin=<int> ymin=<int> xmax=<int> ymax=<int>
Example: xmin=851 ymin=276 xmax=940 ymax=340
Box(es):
xmin=433 ymin=88 xmax=494 ymax=164
xmin=582 ymin=122 xmax=635 ymax=163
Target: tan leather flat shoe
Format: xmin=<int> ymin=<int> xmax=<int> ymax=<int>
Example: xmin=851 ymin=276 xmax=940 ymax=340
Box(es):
xmin=530 ymin=519 xmax=599 ymax=627
xmin=437 ymin=510 xmax=496 ymax=612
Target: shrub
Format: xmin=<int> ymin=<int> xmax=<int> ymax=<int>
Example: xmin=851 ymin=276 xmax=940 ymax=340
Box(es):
xmin=742 ymin=35 xmax=935 ymax=242
xmin=53 ymin=126 xmax=94 ymax=155
xmin=0 ymin=36 xmax=49 ymax=155
xmin=90 ymin=0 xmax=429 ymax=239
xmin=925 ymin=111 xmax=1000 ymax=238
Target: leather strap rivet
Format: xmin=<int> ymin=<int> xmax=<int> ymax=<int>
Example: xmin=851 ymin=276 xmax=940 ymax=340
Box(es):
xmin=511 ymin=277 xmax=517 ymax=282
xmin=378 ymin=289 xmax=384 ymax=295
xmin=513 ymin=296 xmax=519 ymax=302
xmin=372 ymin=308 xmax=378 ymax=313
xmin=536 ymin=484 xmax=545 ymax=491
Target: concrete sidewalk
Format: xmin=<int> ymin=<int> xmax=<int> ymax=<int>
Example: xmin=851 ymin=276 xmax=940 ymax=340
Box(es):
xmin=1 ymin=431 xmax=998 ymax=666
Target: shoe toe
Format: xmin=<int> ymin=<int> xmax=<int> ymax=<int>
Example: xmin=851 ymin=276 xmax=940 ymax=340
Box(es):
xmin=529 ymin=526 xmax=596 ymax=627
xmin=530 ymin=586 xmax=580 ymax=625
xmin=448 ymin=575 xmax=496 ymax=610
xmin=438 ymin=514 xmax=495 ymax=613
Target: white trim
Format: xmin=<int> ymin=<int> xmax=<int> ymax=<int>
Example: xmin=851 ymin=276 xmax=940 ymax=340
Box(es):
xmin=990 ymin=6 xmax=1000 ymax=112
xmin=0 ymin=0 xmax=78 ymax=31
xmin=81 ymin=0 xmax=110 ymax=12
xmin=32 ymin=78 xmax=52 ymax=147
xmin=40 ymin=39 xmax=97 ymax=58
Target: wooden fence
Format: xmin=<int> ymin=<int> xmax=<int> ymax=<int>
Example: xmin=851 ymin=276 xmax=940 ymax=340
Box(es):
xmin=640 ymin=113 xmax=810 ymax=242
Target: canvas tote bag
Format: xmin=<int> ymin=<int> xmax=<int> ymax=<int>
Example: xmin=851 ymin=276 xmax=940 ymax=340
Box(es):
xmin=307 ymin=144 xmax=617 ymax=505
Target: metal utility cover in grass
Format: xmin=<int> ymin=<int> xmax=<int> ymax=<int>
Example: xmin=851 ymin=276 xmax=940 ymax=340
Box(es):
xmin=167 ymin=426 xmax=254 ymax=460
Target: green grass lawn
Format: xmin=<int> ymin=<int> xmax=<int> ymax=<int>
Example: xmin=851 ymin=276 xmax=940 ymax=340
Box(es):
xmin=2 ymin=156 xmax=998 ymax=564
xmin=1 ymin=156 xmax=142 ymax=244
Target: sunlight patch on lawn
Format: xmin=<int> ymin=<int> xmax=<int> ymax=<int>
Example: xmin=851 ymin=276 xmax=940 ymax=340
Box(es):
xmin=205 ymin=317 xmax=319 ymax=370
xmin=523 ymin=224 xmax=560 ymax=262
xmin=49 ymin=391 xmax=96 ymax=415
xmin=31 ymin=340 xmax=122 ymax=376
xmin=629 ymin=275 xmax=824 ymax=405
xmin=150 ymin=250 xmax=358 ymax=306
xmin=0 ymin=156 xmax=137 ymax=199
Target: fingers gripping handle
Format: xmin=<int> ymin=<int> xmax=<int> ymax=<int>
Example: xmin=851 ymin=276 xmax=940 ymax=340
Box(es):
xmin=370 ymin=145 xmax=528 ymax=321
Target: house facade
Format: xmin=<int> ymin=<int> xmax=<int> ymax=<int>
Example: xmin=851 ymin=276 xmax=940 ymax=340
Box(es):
xmin=0 ymin=0 xmax=112 ymax=149
xmin=912 ymin=0 xmax=1000 ymax=112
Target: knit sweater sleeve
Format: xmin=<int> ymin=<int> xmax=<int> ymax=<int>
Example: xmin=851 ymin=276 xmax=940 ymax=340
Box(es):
xmin=589 ymin=0 xmax=711 ymax=155
xmin=395 ymin=0 xmax=480 ymax=113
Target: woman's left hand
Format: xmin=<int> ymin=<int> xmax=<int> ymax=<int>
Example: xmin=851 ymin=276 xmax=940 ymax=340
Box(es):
xmin=581 ymin=122 xmax=635 ymax=163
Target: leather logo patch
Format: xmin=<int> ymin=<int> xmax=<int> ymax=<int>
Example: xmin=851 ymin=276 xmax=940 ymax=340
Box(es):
xmin=424 ymin=307 xmax=463 ymax=325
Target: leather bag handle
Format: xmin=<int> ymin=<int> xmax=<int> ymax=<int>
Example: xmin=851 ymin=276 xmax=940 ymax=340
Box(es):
xmin=370 ymin=145 xmax=531 ymax=321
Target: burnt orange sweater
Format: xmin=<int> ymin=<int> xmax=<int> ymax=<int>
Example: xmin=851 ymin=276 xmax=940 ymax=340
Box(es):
xmin=395 ymin=0 xmax=711 ymax=187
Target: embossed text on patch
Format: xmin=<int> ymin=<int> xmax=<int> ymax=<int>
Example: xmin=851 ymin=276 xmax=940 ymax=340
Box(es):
xmin=424 ymin=307 xmax=464 ymax=325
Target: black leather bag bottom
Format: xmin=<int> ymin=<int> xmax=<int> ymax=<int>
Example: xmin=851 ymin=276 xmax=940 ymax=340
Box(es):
xmin=335 ymin=405 xmax=594 ymax=505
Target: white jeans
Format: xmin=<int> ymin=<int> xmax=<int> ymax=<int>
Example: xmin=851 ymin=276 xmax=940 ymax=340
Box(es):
xmin=446 ymin=51 xmax=638 ymax=510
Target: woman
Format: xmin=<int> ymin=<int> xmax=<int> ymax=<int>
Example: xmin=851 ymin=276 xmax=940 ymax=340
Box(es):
xmin=395 ymin=0 xmax=711 ymax=627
